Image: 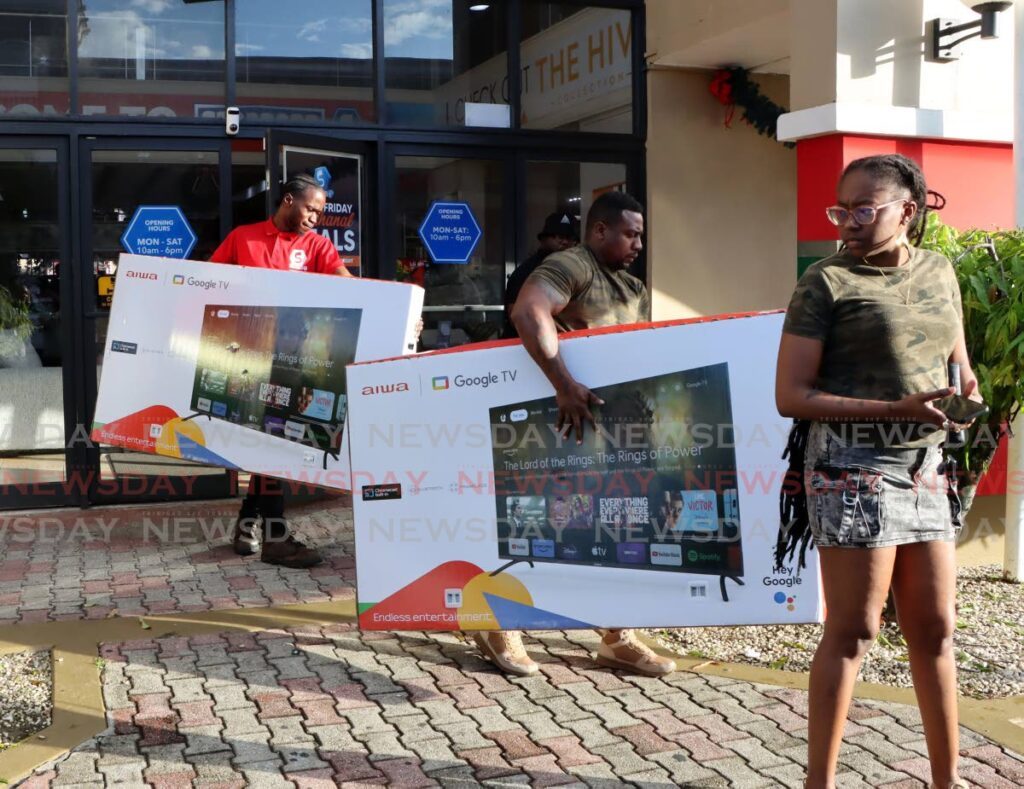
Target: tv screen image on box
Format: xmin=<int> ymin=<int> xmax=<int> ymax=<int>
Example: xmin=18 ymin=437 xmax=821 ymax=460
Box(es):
xmin=490 ymin=362 xmax=743 ymax=597
xmin=190 ymin=305 xmax=362 ymax=453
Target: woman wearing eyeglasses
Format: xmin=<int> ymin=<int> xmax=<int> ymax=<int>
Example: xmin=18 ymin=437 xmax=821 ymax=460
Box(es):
xmin=775 ymin=154 xmax=982 ymax=789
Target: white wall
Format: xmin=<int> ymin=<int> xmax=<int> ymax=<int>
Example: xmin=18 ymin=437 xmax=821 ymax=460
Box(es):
xmin=646 ymin=69 xmax=797 ymax=320
xmin=836 ymin=0 xmax=1014 ymax=113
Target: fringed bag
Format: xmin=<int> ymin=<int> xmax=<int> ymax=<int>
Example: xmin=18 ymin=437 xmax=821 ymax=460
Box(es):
xmin=774 ymin=419 xmax=814 ymax=571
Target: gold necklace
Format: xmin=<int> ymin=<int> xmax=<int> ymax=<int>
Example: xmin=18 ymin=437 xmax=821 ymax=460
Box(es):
xmin=874 ymin=245 xmax=914 ymax=305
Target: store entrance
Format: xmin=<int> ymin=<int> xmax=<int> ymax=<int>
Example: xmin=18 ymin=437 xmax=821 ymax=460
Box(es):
xmin=77 ymin=137 xmax=237 ymax=505
xmin=0 ymin=130 xmax=639 ymax=511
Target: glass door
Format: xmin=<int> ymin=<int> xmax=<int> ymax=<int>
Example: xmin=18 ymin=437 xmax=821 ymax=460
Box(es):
xmin=0 ymin=139 xmax=75 ymax=509
xmin=78 ymin=137 xmax=235 ymax=504
xmin=515 ymin=150 xmax=643 ymax=297
xmin=386 ymin=146 xmax=514 ymax=350
xmin=266 ymin=130 xmax=373 ymax=278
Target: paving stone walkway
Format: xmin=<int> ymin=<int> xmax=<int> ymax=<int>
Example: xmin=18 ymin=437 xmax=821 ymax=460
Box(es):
xmin=20 ymin=628 xmax=1024 ymax=788
xmin=0 ymin=500 xmax=353 ymax=624
xmin=5 ymin=500 xmax=1024 ymax=787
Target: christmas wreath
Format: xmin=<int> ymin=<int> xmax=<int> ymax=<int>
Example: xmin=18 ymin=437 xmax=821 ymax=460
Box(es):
xmin=709 ymin=67 xmax=795 ymax=149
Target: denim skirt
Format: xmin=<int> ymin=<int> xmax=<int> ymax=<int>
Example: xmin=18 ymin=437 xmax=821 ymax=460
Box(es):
xmin=803 ymin=421 xmax=961 ymax=549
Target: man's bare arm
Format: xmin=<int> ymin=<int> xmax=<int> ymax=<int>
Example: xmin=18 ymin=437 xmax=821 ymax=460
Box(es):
xmin=511 ymin=279 xmax=603 ymax=442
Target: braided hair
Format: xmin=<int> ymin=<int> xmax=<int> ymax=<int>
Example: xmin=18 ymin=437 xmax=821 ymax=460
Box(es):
xmin=279 ymin=173 xmax=323 ymax=205
xmin=841 ymin=154 xmax=946 ymax=247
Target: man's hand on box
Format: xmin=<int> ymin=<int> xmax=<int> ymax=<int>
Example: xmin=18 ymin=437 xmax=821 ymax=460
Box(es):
xmin=555 ymin=380 xmax=604 ymax=445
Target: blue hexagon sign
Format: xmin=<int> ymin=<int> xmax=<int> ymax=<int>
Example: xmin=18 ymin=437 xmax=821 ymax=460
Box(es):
xmin=418 ymin=202 xmax=482 ymax=264
xmin=120 ymin=205 xmax=197 ymax=259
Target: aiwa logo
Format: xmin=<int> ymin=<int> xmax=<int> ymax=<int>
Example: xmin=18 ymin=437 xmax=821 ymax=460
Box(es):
xmin=432 ymin=376 xmax=450 ymax=391
xmin=362 ymin=382 xmax=410 ymax=396
xmin=125 ymin=270 xmax=158 ymax=281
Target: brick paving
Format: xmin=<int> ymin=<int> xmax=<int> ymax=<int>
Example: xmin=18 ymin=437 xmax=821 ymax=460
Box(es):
xmin=0 ymin=499 xmax=354 ymax=624
xmin=5 ymin=499 xmax=1024 ymax=787
xmin=16 ymin=625 xmax=1024 ymax=788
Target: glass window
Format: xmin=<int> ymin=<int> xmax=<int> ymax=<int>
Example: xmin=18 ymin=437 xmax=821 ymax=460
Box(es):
xmin=230 ymin=143 xmax=269 ymax=230
xmin=236 ymin=0 xmax=375 ymax=125
xmin=0 ymin=2 xmax=70 ymax=116
xmin=523 ymin=159 xmax=627 ymax=251
xmin=0 ymin=148 xmax=66 ymax=485
xmin=384 ymin=0 xmax=509 ymax=127
xmin=520 ymin=3 xmax=633 ymax=132
xmin=88 ymin=148 xmax=224 ymax=483
xmin=507 ymin=158 xmax=629 ymax=332
xmin=394 ymin=155 xmax=506 ymax=348
xmin=77 ymin=0 xmax=225 ymax=119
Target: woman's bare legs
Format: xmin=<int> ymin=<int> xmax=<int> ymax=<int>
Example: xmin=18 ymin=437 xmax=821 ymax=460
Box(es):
xmin=806 ymin=546 xmax=897 ymax=788
xmin=890 ymin=539 xmax=960 ymax=788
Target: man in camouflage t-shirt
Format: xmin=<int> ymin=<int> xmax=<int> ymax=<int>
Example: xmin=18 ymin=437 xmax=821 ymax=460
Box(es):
xmin=467 ymin=191 xmax=676 ymax=679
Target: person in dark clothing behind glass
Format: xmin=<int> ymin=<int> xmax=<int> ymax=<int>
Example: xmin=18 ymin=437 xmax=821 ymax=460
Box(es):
xmin=502 ymin=211 xmax=579 ymax=338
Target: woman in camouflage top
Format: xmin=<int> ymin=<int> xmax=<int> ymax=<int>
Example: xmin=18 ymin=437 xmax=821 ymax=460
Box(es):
xmin=776 ymin=154 xmax=982 ymax=789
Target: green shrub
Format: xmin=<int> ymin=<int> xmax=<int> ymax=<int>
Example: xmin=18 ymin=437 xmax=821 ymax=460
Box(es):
xmin=922 ymin=214 xmax=1024 ymax=511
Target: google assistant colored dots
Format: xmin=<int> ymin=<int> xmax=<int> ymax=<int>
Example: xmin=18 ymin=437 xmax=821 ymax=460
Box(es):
xmin=774 ymin=592 xmax=786 ymax=604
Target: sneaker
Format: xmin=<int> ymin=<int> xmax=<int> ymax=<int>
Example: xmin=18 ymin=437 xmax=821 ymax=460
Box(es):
xmin=595 ymin=629 xmax=676 ymax=676
xmin=232 ymin=500 xmax=261 ymax=556
xmin=472 ymin=631 xmax=539 ymax=676
xmin=261 ymin=535 xmax=323 ymax=569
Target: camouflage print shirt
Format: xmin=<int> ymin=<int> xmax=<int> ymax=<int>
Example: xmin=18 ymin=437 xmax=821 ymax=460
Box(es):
xmin=526 ymin=244 xmax=649 ymax=332
xmin=783 ymin=246 xmax=963 ymax=448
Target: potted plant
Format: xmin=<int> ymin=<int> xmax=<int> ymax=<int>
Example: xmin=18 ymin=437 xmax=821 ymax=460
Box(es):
xmin=0 ymin=282 xmax=35 ymax=367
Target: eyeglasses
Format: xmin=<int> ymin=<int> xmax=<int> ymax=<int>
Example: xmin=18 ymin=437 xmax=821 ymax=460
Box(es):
xmin=825 ymin=199 xmax=906 ymax=227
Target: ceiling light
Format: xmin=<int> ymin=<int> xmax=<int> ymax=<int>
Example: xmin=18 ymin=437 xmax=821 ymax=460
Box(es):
xmin=469 ymin=3 xmax=490 ymax=10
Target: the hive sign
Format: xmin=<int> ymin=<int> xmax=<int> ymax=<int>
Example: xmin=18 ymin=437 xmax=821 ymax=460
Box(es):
xmin=418 ymin=202 xmax=482 ymax=265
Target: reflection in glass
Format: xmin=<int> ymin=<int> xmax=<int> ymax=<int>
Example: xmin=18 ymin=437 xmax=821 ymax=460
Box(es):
xmin=524 ymin=159 xmax=626 ymax=249
xmin=236 ymin=0 xmax=375 ymax=125
xmin=520 ymin=3 xmax=633 ymax=132
xmin=384 ymin=0 xmax=508 ymax=127
xmin=89 ymin=149 xmax=227 ymax=482
xmin=77 ymin=0 xmax=225 ymax=119
xmin=0 ymin=149 xmax=65 ymax=485
xmin=418 ymin=309 xmax=504 ymax=351
xmin=0 ymin=2 xmax=70 ymax=115
xmin=394 ymin=156 xmax=505 ymax=346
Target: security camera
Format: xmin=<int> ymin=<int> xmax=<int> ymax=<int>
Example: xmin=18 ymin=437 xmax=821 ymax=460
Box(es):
xmin=225 ymin=106 xmax=240 ymax=136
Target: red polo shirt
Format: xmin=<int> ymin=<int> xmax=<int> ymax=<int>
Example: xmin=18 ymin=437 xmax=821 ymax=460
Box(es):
xmin=209 ymin=218 xmax=350 ymax=276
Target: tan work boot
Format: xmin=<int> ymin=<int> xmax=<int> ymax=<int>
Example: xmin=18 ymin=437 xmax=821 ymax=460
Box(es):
xmin=595 ymin=629 xmax=676 ymax=676
xmin=473 ymin=631 xmax=539 ymax=676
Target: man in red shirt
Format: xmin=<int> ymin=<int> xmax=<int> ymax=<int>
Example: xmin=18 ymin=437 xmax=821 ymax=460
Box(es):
xmin=210 ymin=173 xmax=352 ymax=569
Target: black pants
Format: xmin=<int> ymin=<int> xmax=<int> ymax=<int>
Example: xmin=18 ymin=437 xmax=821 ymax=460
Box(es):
xmin=243 ymin=474 xmax=288 ymax=541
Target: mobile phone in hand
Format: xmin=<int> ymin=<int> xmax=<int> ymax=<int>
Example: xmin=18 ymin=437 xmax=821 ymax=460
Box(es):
xmin=933 ymin=394 xmax=989 ymax=424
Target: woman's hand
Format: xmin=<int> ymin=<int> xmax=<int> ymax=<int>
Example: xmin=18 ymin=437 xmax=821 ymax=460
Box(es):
xmin=963 ymin=377 xmax=983 ymax=404
xmin=891 ymin=388 xmax=955 ymax=426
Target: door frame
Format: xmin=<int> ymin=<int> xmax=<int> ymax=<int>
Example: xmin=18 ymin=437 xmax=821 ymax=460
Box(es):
xmin=75 ymin=135 xmax=236 ymax=505
xmin=510 ymin=147 xmax=646 ymax=287
xmin=265 ymin=129 xmax=376 ymax=278
xmin=0 ymin=136 xmax=76 ymax=509
xmin=383 ymin=142 xmax=517 ymax=296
